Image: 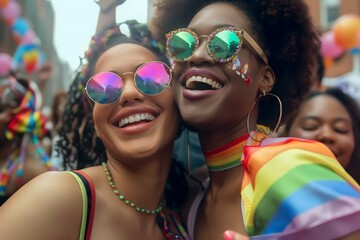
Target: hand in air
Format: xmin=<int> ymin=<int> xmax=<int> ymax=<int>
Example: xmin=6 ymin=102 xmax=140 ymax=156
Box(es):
xmin=93 ymin=0 xmax=126 ymax=13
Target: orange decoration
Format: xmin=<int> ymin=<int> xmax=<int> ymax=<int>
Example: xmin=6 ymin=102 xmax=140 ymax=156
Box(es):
xmin=332 ymin=14 xmax=360 ymax=50
xmin=323 ymin=57 xmax=333 ymax=70
xmin=0 ymin=0 xmax=9 ymax=8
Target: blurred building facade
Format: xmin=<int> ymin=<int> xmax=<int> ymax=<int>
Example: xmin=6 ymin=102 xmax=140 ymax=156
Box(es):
xmin=0 ymin=0 xmax=71 ymax=107
xmin=305 ymin=0 xmax=360 ymax=78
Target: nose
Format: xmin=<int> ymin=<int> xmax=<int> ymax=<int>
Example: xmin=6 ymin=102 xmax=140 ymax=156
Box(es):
xmin=118 ymin=73 xmax=145 ymax=106
xmin=316 ymin=125 xmax=335 ymax=143
xmin=188 ymin=37 xmax=215 ymax=66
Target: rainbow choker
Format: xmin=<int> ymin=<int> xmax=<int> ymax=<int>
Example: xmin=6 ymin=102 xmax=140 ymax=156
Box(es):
xmin=204 ymin=134 xmax=249 ymax=172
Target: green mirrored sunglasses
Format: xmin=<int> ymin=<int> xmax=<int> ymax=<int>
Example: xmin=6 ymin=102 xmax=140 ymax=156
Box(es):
xmin=166 ymin=26 xmax=268 ymax=64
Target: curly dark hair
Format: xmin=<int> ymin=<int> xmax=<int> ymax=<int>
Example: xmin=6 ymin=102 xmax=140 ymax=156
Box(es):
xmin=150 ymin=0 xmax=321 ymax=128
xmin=284 ymin=88 xmax=360 ymax=184
xmin=56 ymin=21 xmax=187 ymax=211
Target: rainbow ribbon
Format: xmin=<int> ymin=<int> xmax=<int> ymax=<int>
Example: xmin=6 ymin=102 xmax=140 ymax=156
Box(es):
xmin=242 ymin=137 xmax=360 ymax=239
xmin=5 ymin=83 xmax=47 ymax=139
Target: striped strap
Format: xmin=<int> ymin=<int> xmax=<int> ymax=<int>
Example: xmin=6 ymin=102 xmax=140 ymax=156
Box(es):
xmin=67 ymin=171 xmax=96 ymax=240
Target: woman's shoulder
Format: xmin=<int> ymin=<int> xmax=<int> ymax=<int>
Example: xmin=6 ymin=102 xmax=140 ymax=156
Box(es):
xmin=0 ymin=171 xmax=84 ymax=239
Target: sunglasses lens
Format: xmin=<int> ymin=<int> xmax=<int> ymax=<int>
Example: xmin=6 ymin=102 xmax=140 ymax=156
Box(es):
xmin=168 ymin=31 xmax=196 ymax=61
xmin=86 ymin=72 xmax=123 ymax=104
xmin=209 ymin=29 xmax=240 ymax=61
xmin=135 ymin=62 xmax=171 ymax=95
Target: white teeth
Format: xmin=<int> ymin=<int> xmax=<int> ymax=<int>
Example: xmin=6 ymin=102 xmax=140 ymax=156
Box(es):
xmin=185 ymin=76 xmax=222 ymax=89
xmin=118 ymin=113 xmax=155 ymax=127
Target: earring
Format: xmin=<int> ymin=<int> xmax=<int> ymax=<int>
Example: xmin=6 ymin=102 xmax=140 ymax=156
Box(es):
xmin=246 ymin=90 xmax=283 ymax=142
xmin=227 ymin=56 xmax=251 ymax=84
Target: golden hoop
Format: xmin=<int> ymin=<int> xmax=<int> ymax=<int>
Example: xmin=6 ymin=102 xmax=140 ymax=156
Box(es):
xmin=246 ymin=90 xmax=283 ymax=142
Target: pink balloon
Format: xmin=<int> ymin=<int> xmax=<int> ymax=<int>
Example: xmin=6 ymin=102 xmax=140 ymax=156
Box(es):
xmin=20 ymin=30 xmax=37 ymax=44
xmin=320 ymin=31 xmax=344 ymax=59
xmin=2 ymin=0 xmax=21 ymax=24
xmin=0 ymin=53 xmax=12 ymax=76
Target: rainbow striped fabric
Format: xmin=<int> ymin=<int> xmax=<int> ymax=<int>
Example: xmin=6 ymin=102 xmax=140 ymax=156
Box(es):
xmin=5 ymin=85 xmax=47 ymax=139
xmin=241 ymin=137 xmax=360 ymax=239
xmin=205 ymin=133 xmax=248 ymax=171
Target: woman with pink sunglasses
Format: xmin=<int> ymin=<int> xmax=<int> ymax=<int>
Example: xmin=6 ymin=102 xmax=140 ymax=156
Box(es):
xmin=0 ymin=1 xmax=189 ymax=239
xmin=151 ymin=0 xmax=360 ymax=239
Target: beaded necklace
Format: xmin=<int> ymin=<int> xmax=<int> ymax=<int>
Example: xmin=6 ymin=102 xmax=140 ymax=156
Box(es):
xmin=101 ymin=162 xmax=183 ymax=239
xmin=102 ymin=161 xmax=163 ymax=214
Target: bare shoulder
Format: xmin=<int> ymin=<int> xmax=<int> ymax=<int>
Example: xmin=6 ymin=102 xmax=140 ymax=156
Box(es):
xmin=0 ymin=171 xmax=83 ymax=240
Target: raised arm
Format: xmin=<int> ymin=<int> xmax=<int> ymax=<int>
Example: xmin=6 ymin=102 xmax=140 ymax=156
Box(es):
xmin=93 ymin=0 xmax=126 ymax=34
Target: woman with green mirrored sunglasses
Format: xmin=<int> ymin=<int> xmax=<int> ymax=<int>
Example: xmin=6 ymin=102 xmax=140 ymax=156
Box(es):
xmin=150 ymin=0 xmax=360 ymax=240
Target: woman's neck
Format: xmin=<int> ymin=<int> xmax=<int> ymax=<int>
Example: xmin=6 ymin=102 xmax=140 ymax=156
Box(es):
xmin=204 ymin=133 xmax=249 ymax=172
xmin=106 ymin=152 xmax=172 ymax=213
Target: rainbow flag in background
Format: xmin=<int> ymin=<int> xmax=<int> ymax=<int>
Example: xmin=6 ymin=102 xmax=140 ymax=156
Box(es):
xmin=241 ymin=137 xmax=360 ymax=239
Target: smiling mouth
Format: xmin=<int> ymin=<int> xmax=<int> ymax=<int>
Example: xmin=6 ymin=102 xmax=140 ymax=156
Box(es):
xmin=185 ymin=76 xmax=223 ymax=90
xmin=118 ymin=113 xmax=155 ymax=128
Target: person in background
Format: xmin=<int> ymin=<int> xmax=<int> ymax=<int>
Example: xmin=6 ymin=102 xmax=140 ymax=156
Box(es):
xmin=48 ymin=90 xmax=68 ymax=169
xmin=0 ymin=72 xmax=54 ymax=205
xmin=284 ymin=87 xmax=360 ymax=184
xmin=0 ymin=0 xmax=190 ymax=239
xmin=275 ymin=52 xmax=326 ymax=137
xmin=150 ymin=0 xmax=360 ymax=239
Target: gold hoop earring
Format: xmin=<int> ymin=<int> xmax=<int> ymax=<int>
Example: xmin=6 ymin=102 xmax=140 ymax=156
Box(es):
xmin=246 ymin=90 xmax=283 ymax=142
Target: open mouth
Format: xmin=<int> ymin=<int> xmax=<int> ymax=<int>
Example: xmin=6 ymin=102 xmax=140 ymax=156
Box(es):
xmin=118 ymin=113 xmax=156 ymax=128
xmin=185 ymin=76 xmax=223 ymax=90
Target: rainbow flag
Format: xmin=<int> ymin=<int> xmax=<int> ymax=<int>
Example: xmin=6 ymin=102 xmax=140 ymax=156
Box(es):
xmin=241 ymin=137 xmax=360 ymax=239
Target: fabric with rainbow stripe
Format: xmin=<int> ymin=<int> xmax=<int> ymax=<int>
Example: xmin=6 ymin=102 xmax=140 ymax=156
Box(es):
xmin=241 ymin=137 xmax=360 ymax=239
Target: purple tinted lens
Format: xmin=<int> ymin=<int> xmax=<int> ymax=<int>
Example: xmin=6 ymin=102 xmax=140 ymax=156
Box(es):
xmin=135 ymin=62 xmax=171 ymax=95
xmin=86 ymin=72 xmax=123 ymax=104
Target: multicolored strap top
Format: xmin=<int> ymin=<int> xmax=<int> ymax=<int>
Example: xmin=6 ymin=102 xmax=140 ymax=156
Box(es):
xmin=66 ymin=171 xmax=96 ymax=240
xmin=67 ymin=170 xmax=190 ymax=240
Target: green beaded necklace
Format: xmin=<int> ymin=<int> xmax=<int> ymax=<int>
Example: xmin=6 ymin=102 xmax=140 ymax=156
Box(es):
xmin=102 ymin=162 xmax=164 ymax=215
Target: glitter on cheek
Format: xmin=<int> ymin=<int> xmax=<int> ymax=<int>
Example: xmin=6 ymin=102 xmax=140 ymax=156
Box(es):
xmin=241 ymin=64 xmax=251 ymax=86
xmin=227 ymin=56 xmax=251 ymax=85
